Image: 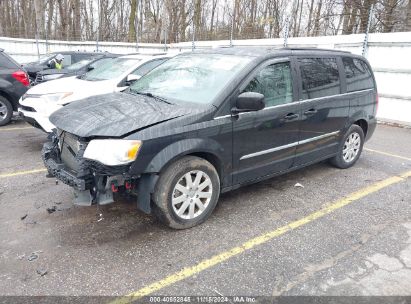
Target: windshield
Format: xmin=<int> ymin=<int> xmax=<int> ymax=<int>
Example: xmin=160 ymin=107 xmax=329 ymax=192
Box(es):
xmin=89 ymin=57 xmax=115 ymax=70
xmin=82 ymin=58 xmax=140 ymax=81
xmin=66 ymin=58 xmax=96 ymax=71
xmin=130 ymin=53 xmax=253 ymax=104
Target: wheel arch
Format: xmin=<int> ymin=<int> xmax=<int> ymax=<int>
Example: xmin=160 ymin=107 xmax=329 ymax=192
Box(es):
xmin=353 ymin=119 xmax=368 ymax=137
xmin=135 ymin=138 xmax=225 ymax=215
xmin=345 ymin=110 xmax=369 ymax=136
xmin=144 ymin=138 xmax=225 ymax=178
xmin=0 ymin=90 xmax=16 ymax=111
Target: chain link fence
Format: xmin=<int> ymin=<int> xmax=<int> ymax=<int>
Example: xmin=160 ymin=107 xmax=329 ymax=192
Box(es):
xmin=0 ymin=0 xmax=410 ymax=59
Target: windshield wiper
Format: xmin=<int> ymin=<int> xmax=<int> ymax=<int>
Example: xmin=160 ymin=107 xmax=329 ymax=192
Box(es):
xmin=134 ymin=91 xmax=174 ymax=105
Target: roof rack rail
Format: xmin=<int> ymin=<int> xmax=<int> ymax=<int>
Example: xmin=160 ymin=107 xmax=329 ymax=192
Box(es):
xmin=283 ymin=46 xmax=350 ymax=53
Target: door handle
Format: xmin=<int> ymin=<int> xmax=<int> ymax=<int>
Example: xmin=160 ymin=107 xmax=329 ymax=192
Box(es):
xmin=304 ymin=108 xmax=318 ymax=116
xmin=283 ymin=113 xmax=299 ymax=120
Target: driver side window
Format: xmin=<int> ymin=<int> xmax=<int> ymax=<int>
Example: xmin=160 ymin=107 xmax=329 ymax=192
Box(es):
xmin=243 ymin=62 xmax=293 ymax=107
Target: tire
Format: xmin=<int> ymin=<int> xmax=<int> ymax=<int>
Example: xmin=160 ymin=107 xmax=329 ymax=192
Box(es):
xmin=0 ymin=96 xmax=13 ymax=126
xmin=330 ymin=125 xmax=365 ymax=169
xmin=153 ymin=156 xmax=220 ymax=229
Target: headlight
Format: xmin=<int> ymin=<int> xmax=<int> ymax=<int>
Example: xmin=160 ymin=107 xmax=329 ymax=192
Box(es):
xmin=42 ymin=92 xmax=73 ymax=103
xmin=83 ymin=140 xmax=142 ymax=166
xmin=43 ymin=74 xmax=64 ymax=80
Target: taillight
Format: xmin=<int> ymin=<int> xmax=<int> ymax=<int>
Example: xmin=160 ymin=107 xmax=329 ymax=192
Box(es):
xmin=12 ymin=70 xmax=30 ymax=87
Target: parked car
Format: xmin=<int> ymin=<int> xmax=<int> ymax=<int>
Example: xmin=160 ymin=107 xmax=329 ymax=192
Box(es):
xmin=0 ymin=48 xmax=30 ymax=126
xmin=33 ymin=54 xmax=119 ymax=85
xmin=42 ymin=48 xmax=378 ymax=229
xmin=23 ymin=51 xmax=104 ymax=83
xmin=19 ymin=54 xmax=170 ymax=132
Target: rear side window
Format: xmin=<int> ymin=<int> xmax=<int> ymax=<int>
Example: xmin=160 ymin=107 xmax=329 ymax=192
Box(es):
xmin=299 ymin=58 xmax=340 ymax=99
xmin=243 ymin=61 xmax=293 ymax=107
xmin=342 ymin=57 xmax=374 ymax=92
xmin=0 ymin=52 xmax=19 ymax=69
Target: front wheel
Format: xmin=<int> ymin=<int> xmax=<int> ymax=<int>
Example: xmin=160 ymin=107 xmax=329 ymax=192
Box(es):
xmin=153 ymin=156 xmax=220 ymax=229
xmin=330 ymin=125 xmax=365 ymax=169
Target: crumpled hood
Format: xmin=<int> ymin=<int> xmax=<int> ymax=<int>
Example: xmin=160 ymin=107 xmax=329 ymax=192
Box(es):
xmin=50 ymin=92 xmax=207 ymax=138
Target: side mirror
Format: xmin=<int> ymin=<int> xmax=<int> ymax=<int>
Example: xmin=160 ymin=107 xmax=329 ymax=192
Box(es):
xmin=233 ymin=92 xmax=265 ymax=113
xmin=126 ymin=74 xmax=141 ymax=84
xmin=87 ymin=66 xmax=95 ymax=72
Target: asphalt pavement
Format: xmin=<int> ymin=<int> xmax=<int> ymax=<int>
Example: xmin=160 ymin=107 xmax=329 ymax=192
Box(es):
xmin=0 ymin=120 xmax=410 ymax=302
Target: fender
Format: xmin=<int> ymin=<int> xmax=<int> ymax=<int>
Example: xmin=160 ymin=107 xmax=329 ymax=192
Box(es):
xmin=144 ymin=138 xmax=225 ymax=174
xmin=342 ymin=109 xmax=369 ymax=135
xmin=0 ymin=79 xmax=19 ymax=110
xmin=134 ymin=138 xmax=226 ymax=214
xmin=0 ymin=78 xmax=12 ymax=89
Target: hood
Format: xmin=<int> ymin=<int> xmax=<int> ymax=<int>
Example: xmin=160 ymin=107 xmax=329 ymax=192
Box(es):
xmin=23 ymin=63 xmax=44 ymax=74
xmin=26 ymin=76 xmax=114 ymax=101
xmin=38 ymin=68 xmax=70 ymax=76
xmin=50 ymin=92 xmax=208 ymax=138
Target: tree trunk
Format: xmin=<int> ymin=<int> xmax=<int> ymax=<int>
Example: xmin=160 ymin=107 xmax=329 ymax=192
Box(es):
xmin=307 ymin=0 xmax=315 ymax=36
xmin=210 ymin=0 xmax=217 ymax=39
xmin=128 ymin=0 xmax=137 ymax=42
xmin=73 ymin=0 xmax=81 ymax=40
xmin=296 ymin=0 xmax=304 ymax=37
xmin=57 ymin=0 xmax=68 ymax=40
xmin=194 ymin=0 xmax=201 ymax=40
xmin=312 ymin=0 xmax=323 ymax=36
xmin=33 ymin=0 xmax=43 ymax=38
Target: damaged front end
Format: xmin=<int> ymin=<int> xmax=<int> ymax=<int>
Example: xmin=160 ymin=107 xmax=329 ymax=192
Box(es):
xmin=42 ymin=130 xmax=139 ymax=207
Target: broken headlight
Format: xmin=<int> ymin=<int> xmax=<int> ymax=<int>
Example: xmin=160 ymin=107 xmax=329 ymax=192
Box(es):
xmin=83 ymin=139 xmax=142 ymax=166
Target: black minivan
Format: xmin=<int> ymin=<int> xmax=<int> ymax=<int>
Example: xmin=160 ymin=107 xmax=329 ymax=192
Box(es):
xmin=42 ymin=47 xmax=377 ymax=229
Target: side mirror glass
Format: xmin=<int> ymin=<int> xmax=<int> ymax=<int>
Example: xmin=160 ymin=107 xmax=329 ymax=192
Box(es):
xmin=126 ymin=74 xmax=141 ymax=84
xmin=233 ymin=92 xmax=265 ymax=113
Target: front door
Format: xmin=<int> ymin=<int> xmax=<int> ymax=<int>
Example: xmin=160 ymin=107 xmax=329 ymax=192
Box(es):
xmin=232 ymin=59 xmax=301 ymax=185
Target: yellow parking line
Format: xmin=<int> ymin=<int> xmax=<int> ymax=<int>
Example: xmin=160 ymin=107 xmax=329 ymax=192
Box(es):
xmin=0 ymin=126 xmax=33 ymax=131
xmin=111 ymin=170 xmax=411 ymax=304
xmin=0 ymin=168 xmax=46 ymax=178
xmin=364 ymin=148 xmax=411 ymax=162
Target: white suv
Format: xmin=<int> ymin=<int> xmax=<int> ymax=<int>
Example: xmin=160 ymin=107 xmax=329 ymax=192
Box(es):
xmin=19 ymin=54 xmax=170 ymax=132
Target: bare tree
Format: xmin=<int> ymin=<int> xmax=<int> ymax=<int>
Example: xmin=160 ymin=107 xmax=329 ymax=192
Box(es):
xmin=0 ymin=0 xmax=409 ymax=43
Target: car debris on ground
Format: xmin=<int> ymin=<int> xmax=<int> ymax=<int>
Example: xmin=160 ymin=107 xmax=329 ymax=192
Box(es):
xmin=46 ymin=206 xmax=56 ymax=214
xmin=36 ymin=268 xmax=48 ymax=276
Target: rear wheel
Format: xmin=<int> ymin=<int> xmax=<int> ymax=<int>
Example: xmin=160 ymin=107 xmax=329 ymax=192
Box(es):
xmin=0 ymin=96 xmax=13 ymax=126
xmin=330 ymin=125 xmax=364 ymax=169
xmin=153 ymin=156 xmax=220 ymax=229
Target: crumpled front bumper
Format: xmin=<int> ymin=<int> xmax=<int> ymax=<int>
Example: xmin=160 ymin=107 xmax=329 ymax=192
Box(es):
xmin=42 ymin=141 xmax=90 ymax=191
xmin=41 ymin=132 xmax=155 ymax=212
xmin=41 ymin=134 xmax=114 ymax=206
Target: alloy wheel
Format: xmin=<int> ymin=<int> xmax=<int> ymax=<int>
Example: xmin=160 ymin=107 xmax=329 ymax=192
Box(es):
xmin=342 ymin=132 xmax=361 ymax=163
xmin=171 ymin=170 xmax=213 ymax=220
xmin=0 ymin=101 xmax=8 ymax=122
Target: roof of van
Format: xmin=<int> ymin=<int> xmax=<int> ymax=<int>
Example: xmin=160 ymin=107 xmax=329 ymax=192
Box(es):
xmin=189 ymin=46 xmax=353 ymax=57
